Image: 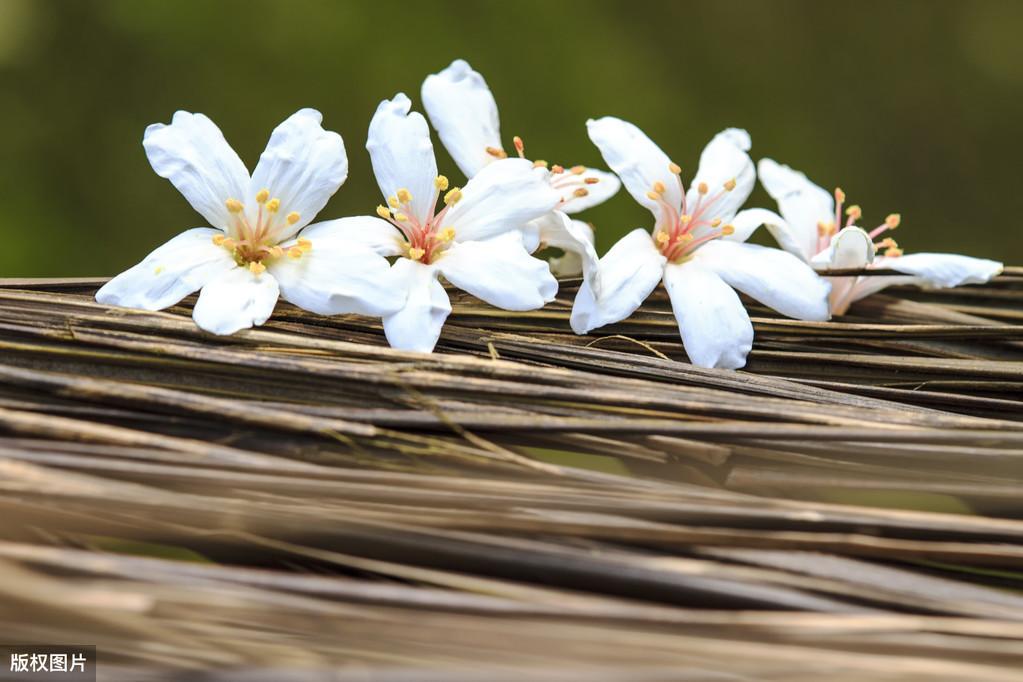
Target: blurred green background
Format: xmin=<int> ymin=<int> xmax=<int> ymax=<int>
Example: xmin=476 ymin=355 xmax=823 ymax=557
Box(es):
xmin=0 ymin=0 xmax=1020 ymax=276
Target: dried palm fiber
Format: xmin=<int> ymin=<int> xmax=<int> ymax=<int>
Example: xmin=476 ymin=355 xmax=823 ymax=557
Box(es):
xmin=0 ymin=271 xmax=1021 ymax=681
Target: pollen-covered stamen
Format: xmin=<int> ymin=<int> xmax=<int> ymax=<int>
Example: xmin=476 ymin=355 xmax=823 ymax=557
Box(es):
xmin=868 ymin=213 xmax=901 ymax=239
xmin=513 ymin=136 xmax=525 ymax=159
xmin=845 ymin=204 xmax=862 ymax=227
xmin=218 ymin=191 xmax=303 ymax=265
xmin=376 ymin=181 xmax=463 ymax=265
xmin=486 ymin=146 xmax=508 ymax=159
xmin=647 ymin=169 xmax=734 ymax=262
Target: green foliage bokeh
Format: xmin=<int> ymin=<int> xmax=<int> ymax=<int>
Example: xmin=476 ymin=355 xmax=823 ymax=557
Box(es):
xmin=0 ymin=0 xmax=1020 ymax=276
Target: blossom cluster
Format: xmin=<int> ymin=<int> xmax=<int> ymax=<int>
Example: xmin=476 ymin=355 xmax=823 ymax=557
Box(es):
xmin=98 ymin=59 xmax=1003 ymax=369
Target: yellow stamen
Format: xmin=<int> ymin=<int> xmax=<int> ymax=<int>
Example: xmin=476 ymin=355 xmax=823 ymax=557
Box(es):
xmin=584 ymin=177 xmax=599 ymax=184
xmin=845 ymin=204 xmax=862 ymax=220
xmin=225 ymin=198 xmax=244 ymax=213
xmin=834 ymin=187 xmax=846 ymax=203
xmin=551 ymin=164 xmax=564 ymax=174
xmin=249 ymin=261 xmax=266 ymax=275
xmin=573 ymin=188 xmax=589 ymax=198
xmin=885 ymin=213 xmax=901 ymax=229
xmin=679 ymin=214 xmax=691 ymax=225
xmin=434 ymin=175 xmax=449 ymax=191
xmin=287 ymin=246 xmax=304 ymax=259
xmin=395 ymin=213 xmax=409 ymax=222
xmin=721 ymin=224 xmax=735 ymax=236
xmin=212 ymin=234 xmax=228 ymax=246
xmin=265 ymin=198 xmax=281 ymax=213
xmin=646 ymin=191 xmax=661 ymax=201
xmin=297 ymin=237 xmax=312 ymax=252
xmin=286 ymin=211 xmax=300 ymax=225
xmin=710 ymin=218 xmax=722 ymax=227
xmin=884 ymin=247 xmax=903 ymax=257
xmin=444 ymin=188 xmax=462 ymax=206
xmin=438 ymin=227 xmax=456 ymax=242
xmin=678 ymin=233 xmax=694 ymax=244
xmin=570 ymin=165 xmax=586 ymax=175
xmin=653 ymin=181 xmax=666 ymax=194
xmin=388 ymin=196 xmax=399 ymax=208
xmin=154 ymin=265 xmax=165 ymax=275
xmin=255 ymin=188 xmax=270 ymax=204
xmin=486 ymin=146 xmax=507 ymax=159
xmin=655 ymin=231 xmax=669 ymax=246
xmin=396 ymin=188 xmax=412 ymax=203
xmin=698 ymin=182 xmax=708 ymax=195
xmin=723 ymin=178 xmax=737 ymax=191
xmin=376 ymin=205 xmax=392 ymax=219
xmin=668 ymin=162 xmax=682 ymax=175
xmin=533 ymin=160 xmax=548 ymax=168
xmin=876 ymin=237 xmax=898 ymax=250
xmin=408 ymin=247 xmax=426 ymax=261
xmin=269 ymin=246 xmax=284 ymax=259
xmin=817 ymin=221 xmax=837 ymax=236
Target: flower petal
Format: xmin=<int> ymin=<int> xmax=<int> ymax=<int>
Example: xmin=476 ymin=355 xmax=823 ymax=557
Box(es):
xmin=570 ymin=228 xmax=665 ymax=334
xmin=267 ymin=222 xmax=406 ymax=317
xmin=558 ymin=167 xmax=622 ymax=214
xmin=382 ymin=258 xmax=451 ymax=353
xmin=366 ymin=94 xmax=439 ymax=226
xmin=686 ymin=128 xmax=755 ymax=226
xmin=96 ymin=228 xmax=237 ymax=311
xmin=192 ymin=266 xmax=280 ymax=335
xmin=879 ymin=252 xmax=1003 ymax=287
xmin=695 ymin=240 xmax=831 ymax=321
xmin=143 ymin=111 xmax=250 ymax=231
xmin=301 ymin=216 xmax=405 ymax=257
xmin=662 ymin=262 xmax=753 ymax=370
xmin=726 ymin=208 xmax=786 ymax=244
xmin=438 ymin=231 xmax=557 ymax=310
xmin=811 ymin=226 xmax=875 ymax=269
xmin=248 ymin=108 xmax=348 ymax=242
xmin=446 ymin=157 xmax=560 ymax=242
xmin=586 ymin=117 xmax=682 ymax=220
xmin=757 ymin=158 xmax=834 ymax=261
xmin=421 ymin=59 xmax=503 ymax=179
xmin=532 ymin=212 xmax=599 ymax=284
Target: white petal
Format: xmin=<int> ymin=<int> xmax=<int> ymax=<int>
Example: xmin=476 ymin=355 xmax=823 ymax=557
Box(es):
xmin=533 ymin=212 xmax=600 ymax=285
xmin=570 ymin=228 xmax=665 ymax=334
xmin=248 ymin=108 xmax=348 ymax=241
xmin=586 ymin=117 xmax=682 ymax=219
xmin=366 ymin=94 xmax=439 ymax=226
xmin=726 ymin=208 xmax=786 ymax=244
xmin=663 ymin=262 xmax=753 ymax=370
xmin=438 ymin=231 xmax=558 ymax=310
xmin=96 ymin=228 xmax=236 ymax=311
xmin=811 ymin=226 xmax=875 ymax=269
xmin=383 ymin=258 xmax=451 ymax=353
xmin=143 ymin=112 xmax=250 ymax=231
xmin=880 ymin=252 xmax=1003 ymax=288
xmin=558 ymin=167 xmax=622 ymax=214
xmin=445 ymin=158 xmax=560 ymax=242
xmin=695 ymin=240 xmax=830 ymax=321
xmin=421 ymin=59 xmax=503 ymax=178
xmin=302 ymin=216 xmax=406 ymax=257
xmin=757 ymin=158 xmax=834 ymax=261
xmin=686 ymin=128 xmax=755 ymax=226
xmin=192 ymin=266 xmax=280 ymax=335
xmin=267 ymin=222 xmax=406 ymax=317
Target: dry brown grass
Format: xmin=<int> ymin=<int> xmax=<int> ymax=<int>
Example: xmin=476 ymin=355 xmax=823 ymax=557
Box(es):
xmin=0 ymin=270 xmax=1021 ymax=681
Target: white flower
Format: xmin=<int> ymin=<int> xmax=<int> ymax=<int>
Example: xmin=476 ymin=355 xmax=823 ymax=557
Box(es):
xmin=96 ymin=109 xmax=405 ymax=334
xmin=758 ymin=159 xmax=1003 ymax=315
xmin=421 ymin=59 xmax=621 ymax=283
xmin=364 ymin=94 xmax=562 ymax=353
xmin=572 ymin=118 xmax=831 ymax=369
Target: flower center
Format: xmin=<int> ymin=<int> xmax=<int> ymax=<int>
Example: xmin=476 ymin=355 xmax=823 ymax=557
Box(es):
xmin=376 ymin=176 xmax=461 ymax=265
xmin=817 ymin=187 xmax=903 ymax=257
xmin=648 ymin=164 xmax=736 ymax=263
xmin=215 ymin=189 xmax=310 ymax=274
